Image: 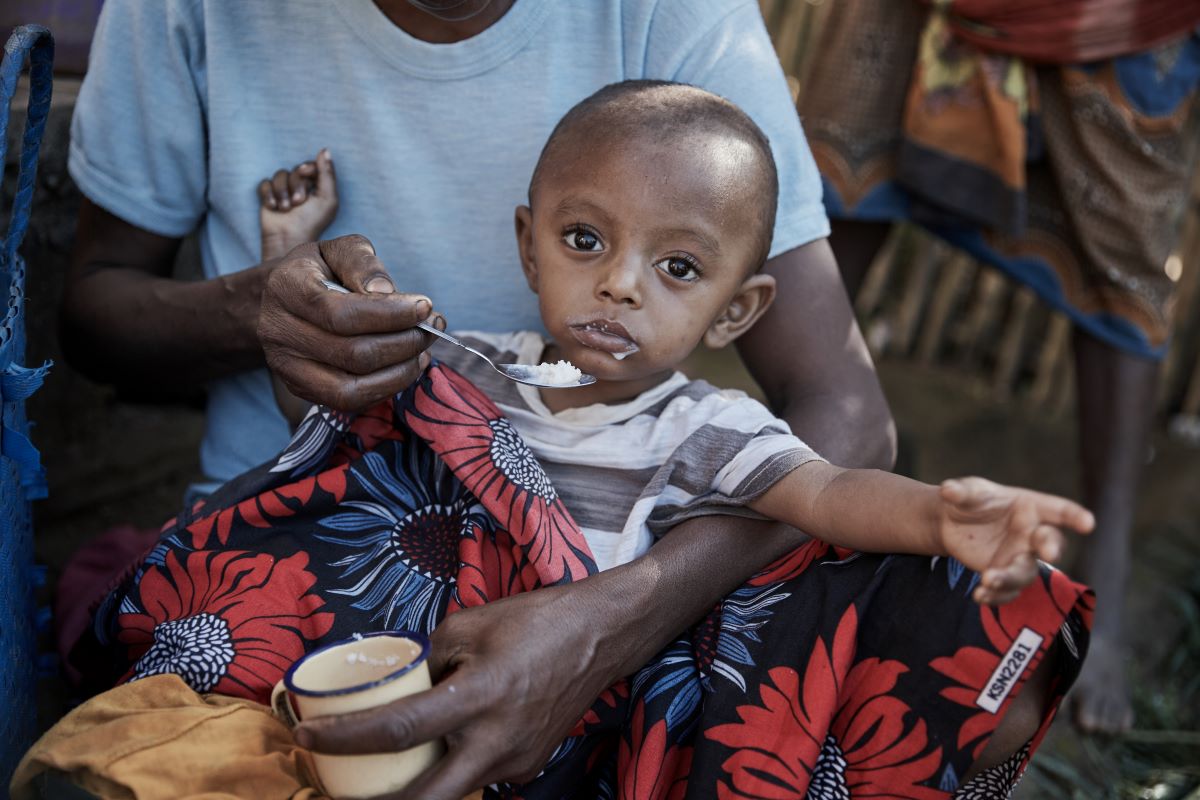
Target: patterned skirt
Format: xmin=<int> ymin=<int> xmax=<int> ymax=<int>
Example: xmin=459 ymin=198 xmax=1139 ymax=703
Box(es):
xmin=76 ymin=364 xmax=1092 ymax=798
xmin=798 ymin=0 xmax=1200 ymax=359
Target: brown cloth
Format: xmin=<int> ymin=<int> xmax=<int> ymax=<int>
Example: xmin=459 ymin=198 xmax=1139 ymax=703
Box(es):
xmin=800 ymin=0 xmax=1200 ymax=358
xmin=10 ymin=675 xmax=324 ymax=800
xmin=900 ymin=1 xmax=1200 ymax=236
xmin=930 ymin=0 xmax=1200 ymax=64
xmin=10 ymin=675 xmax=489 ymax=800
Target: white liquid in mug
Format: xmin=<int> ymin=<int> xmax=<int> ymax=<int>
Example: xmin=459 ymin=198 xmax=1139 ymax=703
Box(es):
xmin=292 ymin=635 xmax=423 ymax=693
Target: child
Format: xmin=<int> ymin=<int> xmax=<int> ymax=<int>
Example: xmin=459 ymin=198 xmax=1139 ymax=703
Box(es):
xmin=260 ymin=81 xmax=1092 ymax=605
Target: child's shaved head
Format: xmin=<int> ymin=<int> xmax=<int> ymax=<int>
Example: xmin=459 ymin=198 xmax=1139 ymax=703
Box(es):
xmin=530 ymin=80 xmax=780 ymax=272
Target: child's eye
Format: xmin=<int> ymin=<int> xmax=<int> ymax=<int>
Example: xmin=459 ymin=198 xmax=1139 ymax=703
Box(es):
xmin=563 ymin=227 xmax=602 ymax=252
xmin=653 ymin=255 xmax=701 ymax=282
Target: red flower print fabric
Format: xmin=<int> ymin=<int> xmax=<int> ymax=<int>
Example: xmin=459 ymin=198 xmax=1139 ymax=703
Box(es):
xmin=116 ymin=550 xmax=334 ymax=700
xmin=80 ymin=364 xmax=598 ymax=706
xmin=707 ymin=608 xmax=943 ymax=799
xmin=405 ymin=367 xmax=595 ymax=588
xmin=79 ymin=364 xmax=1092 ymax=799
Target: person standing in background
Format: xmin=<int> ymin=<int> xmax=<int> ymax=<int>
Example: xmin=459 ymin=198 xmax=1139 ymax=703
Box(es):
xmin=798 ymin=0 xmax=1200 ymax=734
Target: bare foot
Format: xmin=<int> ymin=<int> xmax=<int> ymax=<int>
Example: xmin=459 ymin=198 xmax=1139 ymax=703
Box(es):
xmin=1068 ymin=515 xmax=1135 ymax=735
xmin=1069 ymin=633 xmax=1133 ymax=734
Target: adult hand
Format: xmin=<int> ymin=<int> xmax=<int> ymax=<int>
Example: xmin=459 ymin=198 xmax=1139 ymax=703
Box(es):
xmin=294 ymin=583 xmax=619 ymax=800
xmin=258 ymin=234 xmax=439 ymax=411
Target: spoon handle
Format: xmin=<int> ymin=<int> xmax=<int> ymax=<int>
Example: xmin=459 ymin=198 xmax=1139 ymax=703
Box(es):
xmin=414 ymin=322 xmax=500 ymax=371
xmin=414 ymin=321 xmax=461 ymax=347
xmin=319 ymin=278 xmax=351 ymax=294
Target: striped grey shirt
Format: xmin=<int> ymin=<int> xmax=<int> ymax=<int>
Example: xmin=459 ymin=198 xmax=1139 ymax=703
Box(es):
xmin=435 ymin=332 xmax=824 ymax=571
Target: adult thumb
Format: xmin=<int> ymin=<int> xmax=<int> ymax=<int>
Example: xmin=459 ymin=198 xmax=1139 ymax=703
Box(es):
xmin=318 ymin=234 xmax=395 ymax=295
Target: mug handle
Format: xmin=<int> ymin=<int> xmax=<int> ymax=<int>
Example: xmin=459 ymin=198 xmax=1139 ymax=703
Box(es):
xmin=271 ymin=680 xmax=301 ymax=728
xmin=271 ymin=681 xmax=330 ymax=797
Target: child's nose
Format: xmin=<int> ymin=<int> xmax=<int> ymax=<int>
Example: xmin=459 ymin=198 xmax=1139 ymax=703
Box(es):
xmin=596 ymin=254 xmax=642 ymax=306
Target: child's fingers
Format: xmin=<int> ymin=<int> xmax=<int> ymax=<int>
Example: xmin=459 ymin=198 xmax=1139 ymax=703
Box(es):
xmin=288 ymin=163 xmax=316 ymax=205
xmin=998 ymin=551 xmax=1039 ymax=589
xmin=1032 ymin=523 xmax=1064 ymax=563
xmin=271 ymin=169 xmax=293 ymax=210
xmin=257 ymin=179 xmax=277 ymax=210
xmin=1028 ymin=492 xmax=1095 ymax=534
xmin=974 ymin=582 xmax=1023 ymax=606
xmin=939 ymin=476 xmax=1000 ymax=510
xmin=315 ymin=148 xmax=338 ymax=200
xmin=939 ymin=479 xmax=966 ymax=504
xmin=974 ymin=552 xmax=1038 ymax=605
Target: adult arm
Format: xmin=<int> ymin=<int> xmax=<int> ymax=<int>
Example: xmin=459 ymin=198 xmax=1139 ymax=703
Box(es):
xmin=67 ymin=1 xmax=434 ymax=406
xmin=61 ymin=210 xmax=434 ymax=408
xmin=650 ymin=0 xmax=896 ymax=467
xmin=60 ymin=199 xmax=265 ymax=398
xmin=738 ymin=239 xmax=896 ymax=469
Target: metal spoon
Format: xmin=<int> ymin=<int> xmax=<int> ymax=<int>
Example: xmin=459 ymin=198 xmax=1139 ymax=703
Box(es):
xmin=319 ymin=279 xmax=597 ymax=389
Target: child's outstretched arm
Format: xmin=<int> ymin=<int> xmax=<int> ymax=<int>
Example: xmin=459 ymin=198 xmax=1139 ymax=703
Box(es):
xmin=748 ymin=465 xmax=1094 ymax=604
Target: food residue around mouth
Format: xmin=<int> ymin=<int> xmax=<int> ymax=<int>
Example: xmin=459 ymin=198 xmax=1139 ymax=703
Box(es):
xmin=611 ymin=347 xmax=637 ymax=361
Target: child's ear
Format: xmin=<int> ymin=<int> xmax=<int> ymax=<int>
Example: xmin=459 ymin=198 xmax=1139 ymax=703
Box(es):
xmin=514 ymin=205 xmax=539 ymax=293
xmin=703 ymin=273 xmax=776 ymax=349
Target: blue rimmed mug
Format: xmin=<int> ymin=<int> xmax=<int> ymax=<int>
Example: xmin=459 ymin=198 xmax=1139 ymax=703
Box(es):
xmin=271 ymin=631 xmax=442 ymax=798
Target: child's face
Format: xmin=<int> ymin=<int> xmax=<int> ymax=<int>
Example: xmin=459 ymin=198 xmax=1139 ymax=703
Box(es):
xmin=516 ymin=131 xmax=774 ymax=399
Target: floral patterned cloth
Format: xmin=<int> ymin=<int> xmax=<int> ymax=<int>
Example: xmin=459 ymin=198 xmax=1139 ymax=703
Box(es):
xmin=76 ymin=363 xmax=1092 ymax=798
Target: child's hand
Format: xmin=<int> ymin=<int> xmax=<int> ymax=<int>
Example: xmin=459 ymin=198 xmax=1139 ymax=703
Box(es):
xmin=937 ymin=476 xmax=1094 ymax=605
xmin=258 ymin=148 xmax=338 ymax=258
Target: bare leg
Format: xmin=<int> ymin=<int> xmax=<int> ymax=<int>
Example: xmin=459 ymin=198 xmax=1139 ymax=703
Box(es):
xmin=1068 ymin=328 xmax=1157 ymax=733
xmin=828 ymin=219 xmax=893 ymax=301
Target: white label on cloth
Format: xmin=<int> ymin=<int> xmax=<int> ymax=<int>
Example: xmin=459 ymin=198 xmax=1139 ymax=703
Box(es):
xmin=976 ymin=627 xmax=1044 ymax=713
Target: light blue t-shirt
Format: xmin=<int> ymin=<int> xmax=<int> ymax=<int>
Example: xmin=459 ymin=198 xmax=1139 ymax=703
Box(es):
xmin=70 ymin=0 xmax=830 ymax=483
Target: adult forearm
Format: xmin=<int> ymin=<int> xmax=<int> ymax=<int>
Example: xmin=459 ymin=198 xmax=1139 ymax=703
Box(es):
xmin=775 ymin=387 xmax=896 ymax=470
xmin=738 ymin=240 xmax=896 ymax=470
xmin=61 ymin=263 xmax=270 ymax=395
xmin=581 ymin=514 xmax=805 ymax=678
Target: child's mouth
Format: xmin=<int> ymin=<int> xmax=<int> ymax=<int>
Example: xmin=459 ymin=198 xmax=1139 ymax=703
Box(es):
xmin=568 ymin=319 xmax=639 ymax=358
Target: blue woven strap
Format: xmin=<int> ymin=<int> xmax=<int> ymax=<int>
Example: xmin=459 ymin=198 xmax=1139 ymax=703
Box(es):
xmin=1 ymin=25 xmax=54 ymax=271
xmin=1 ymin=361 xmax=52 ymax=499
xmin=1 ymin=361 xmax=51 ymax=403
xmin=0 ymin=26 xmax=55 ymax=503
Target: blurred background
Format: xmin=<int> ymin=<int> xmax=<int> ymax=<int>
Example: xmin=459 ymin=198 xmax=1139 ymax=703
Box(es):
xmin=2 ymin=1 xmax=1199 ymax=798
